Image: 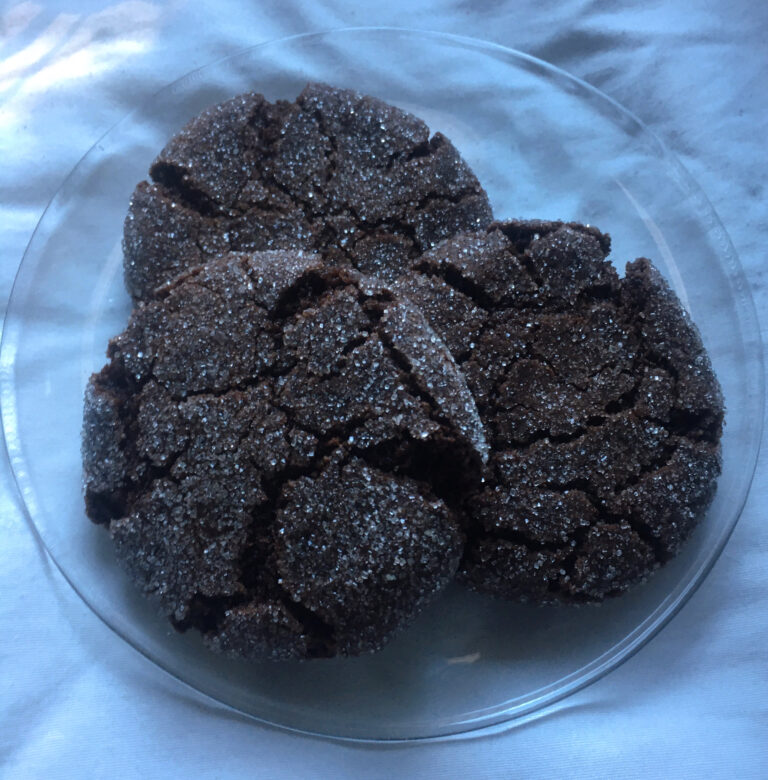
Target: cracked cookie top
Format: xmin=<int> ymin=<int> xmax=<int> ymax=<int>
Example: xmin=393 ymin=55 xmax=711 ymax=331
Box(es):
xmin=123 ymin=82 xmax=492 ymax=301
xmin=82 ymin=250 xmax=487 ymax=659
xmin=395 ymin=220 xmax=724 ymax=603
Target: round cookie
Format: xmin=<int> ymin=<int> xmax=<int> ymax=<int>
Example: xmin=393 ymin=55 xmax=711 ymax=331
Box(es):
xmin=395 ymin=220 xmax=724 ymax=603
xmin=124 ymin=82 xmax=492 ymax=301
xmin=83 ymin=250 xmax=487 ymax=659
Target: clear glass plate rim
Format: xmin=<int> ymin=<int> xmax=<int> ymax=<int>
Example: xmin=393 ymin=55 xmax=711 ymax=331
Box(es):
xmin=0 ymin=26 xmax=764 ymax=743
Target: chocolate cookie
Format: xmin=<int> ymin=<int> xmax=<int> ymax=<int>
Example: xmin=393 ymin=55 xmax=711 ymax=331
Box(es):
xmin=83 ymin=250 xmax=487 ymax=659
xmin=395 ymin=220 xmax=724 ymax=603
xmin=124 ymin=82 xmax=492 ymax=301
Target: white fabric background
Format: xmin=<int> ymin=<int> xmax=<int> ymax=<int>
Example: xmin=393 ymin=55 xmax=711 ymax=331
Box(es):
xmin=1 ymin=1 xmax=766 ymax=777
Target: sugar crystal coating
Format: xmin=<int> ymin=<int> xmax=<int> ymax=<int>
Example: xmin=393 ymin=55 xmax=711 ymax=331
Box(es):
xmin=124 ymin=83 xmax=492 ymax=300
xmin=275 ymin=455 xmax=462 ymax=656
xmin=104 ymin=74 xmax=727 ymax=644
xmin=83 ymin=250 xmax=486 ymax=658
xmin=394 ymin=220 xmax=724 ymax=603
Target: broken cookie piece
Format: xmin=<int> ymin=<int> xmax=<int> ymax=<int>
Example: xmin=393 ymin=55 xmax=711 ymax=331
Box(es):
xmin=396 ymin=220 xmax=724 ymax=603
xmin=83 ymin=250 xmax=486 ymax=659
xmin=123 ymin=82 xmax=492 ymax=301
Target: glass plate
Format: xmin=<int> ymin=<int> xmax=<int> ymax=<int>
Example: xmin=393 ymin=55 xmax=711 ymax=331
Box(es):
xmin=1 ymin=28 xmax=763 ymax=742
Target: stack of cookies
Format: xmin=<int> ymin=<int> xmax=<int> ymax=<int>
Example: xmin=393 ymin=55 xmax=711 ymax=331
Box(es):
xmin=83 ymin=84 xmax=723 ymax=660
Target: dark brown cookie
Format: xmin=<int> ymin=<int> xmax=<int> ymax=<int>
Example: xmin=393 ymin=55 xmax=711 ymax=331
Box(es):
xmin=83 ymin=250 xmax=487 ymax=659
xmin=394 ymin=220 xmax=724 ymax=603
xmin=124 ymin=83 xmax=492 ymax=301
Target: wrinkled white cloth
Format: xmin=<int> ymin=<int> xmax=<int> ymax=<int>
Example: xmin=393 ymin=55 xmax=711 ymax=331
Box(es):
xmin=1 ymin=1 xmax=766 ymax=777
